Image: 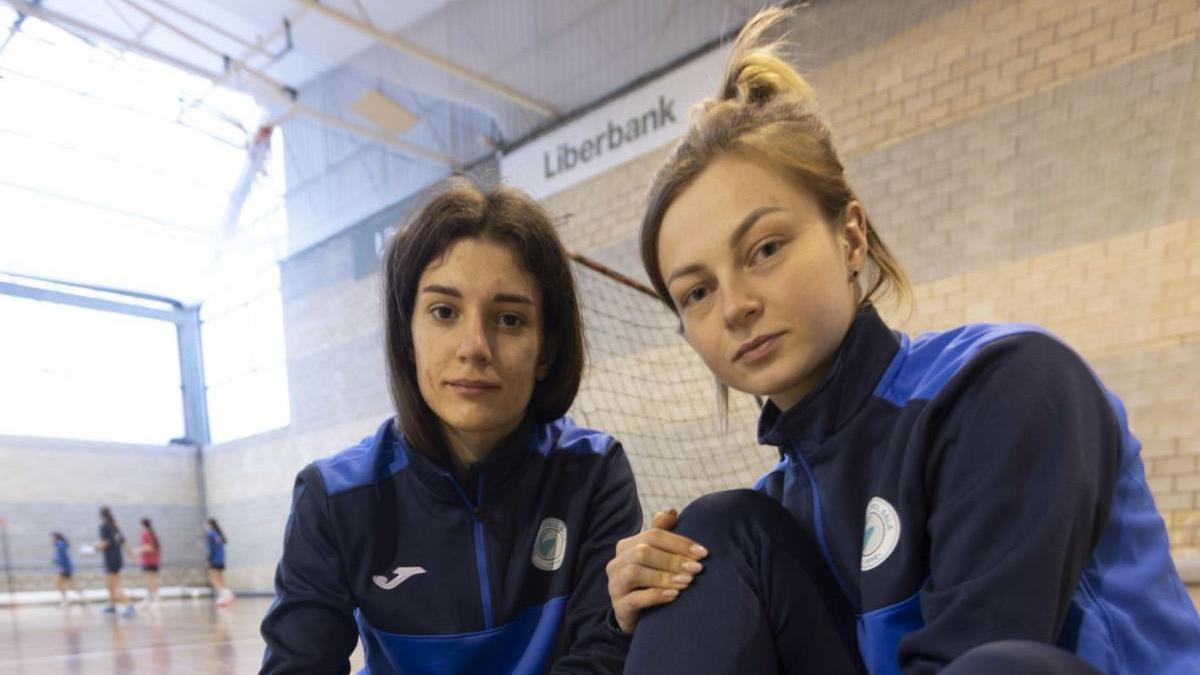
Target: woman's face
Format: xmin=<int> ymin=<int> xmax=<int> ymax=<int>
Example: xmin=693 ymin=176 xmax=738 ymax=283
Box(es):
xmin=658 ymin=153 xmax=867 ymax=411
xmin=412 ymin=237 xmax=550 ymax=452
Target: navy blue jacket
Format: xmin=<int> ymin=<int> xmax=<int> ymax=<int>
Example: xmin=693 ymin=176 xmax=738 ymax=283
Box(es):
xmin=99 ymin=523 xmax=123 ymax=568
xmin=754 ymin=306 xmax=1200 ymax=674
xmin=260 ymin=416 xmax=640 ymax=674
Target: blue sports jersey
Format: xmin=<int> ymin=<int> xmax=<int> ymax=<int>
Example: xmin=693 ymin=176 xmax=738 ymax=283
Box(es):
xmin=206 ymin=528 xmax=225 ymax=566
xmin=260 ymin=415 xmax=641 ymax=674
xmin=753 ymin=306 xmax=1200 ymax=674
xmin=53 ymin=539 xmax=72 ymax=576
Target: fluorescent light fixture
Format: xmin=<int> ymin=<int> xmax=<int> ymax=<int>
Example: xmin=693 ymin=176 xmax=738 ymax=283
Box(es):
xmin=349 ymin=89 xmax=419 ymax=136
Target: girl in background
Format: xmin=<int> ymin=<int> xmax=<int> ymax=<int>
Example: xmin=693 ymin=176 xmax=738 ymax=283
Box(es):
xmin=51 ymin=532 xmax=85 ymax=606
xmin=97 ymin=506 xmax=135 ymax=617
xmin=206 ymin=517 xmax=233 ymax=607
xmin=139 ymin=518 xmax=161 ymax=606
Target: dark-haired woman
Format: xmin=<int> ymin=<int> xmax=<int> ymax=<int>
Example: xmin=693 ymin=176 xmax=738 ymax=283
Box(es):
xmin=606 ymin=7 xmax=1200 ymax=675
xmin=97 ymin=506 xmax=136 ymax=617
xmin=51 ymin=532 xmax=85 ymax=606
xmin=139 ymin=518 xmax=162 ymax=606
xmin=260 ymin=180 xmax=641 ymax=674
xmin=206 ymin=517 xmax=234 ymax=607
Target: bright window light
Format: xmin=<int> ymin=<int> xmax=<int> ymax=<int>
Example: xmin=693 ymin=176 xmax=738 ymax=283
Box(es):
xmin=0 ymin=9 xmax=287 ymax=303
xmin=201 ymin=266 xmax=290 ymax=443
xmin=0 ymin=293 xmax=184 ymax=444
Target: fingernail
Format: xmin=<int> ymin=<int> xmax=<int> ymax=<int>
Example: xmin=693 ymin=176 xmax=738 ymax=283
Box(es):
xmin=682 ymin=561 xmax=703 ymax=573
xmin=663 ymin=589 xmax=679 ymax=598
xmin=672 ymin=574 xmax=693 ymax=584
xmin=690 ymin=545 xmax=708 ymax=558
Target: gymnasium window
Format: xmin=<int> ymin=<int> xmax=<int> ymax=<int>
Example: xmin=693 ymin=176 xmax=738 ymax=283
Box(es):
xmin=200 ymin=266 xmax=290 ymax=443
xmin=0 ymin=289 xmax=185 ymax=444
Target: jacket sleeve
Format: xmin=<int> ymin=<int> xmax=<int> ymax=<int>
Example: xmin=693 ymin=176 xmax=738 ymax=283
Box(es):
xmin=898 ymin=333 xmax=1121 ymax=674
xmin=550 ymin=441 xmax=643 ymax=674
xmin=260 ymin=466 xmax=360 ymax=674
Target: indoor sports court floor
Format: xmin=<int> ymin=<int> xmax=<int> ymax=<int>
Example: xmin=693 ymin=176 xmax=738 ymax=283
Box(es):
xmin=0 ymin=598 xmax=365 ymax=674
xmin=3 ymin=592 xmax=1198 ymax=674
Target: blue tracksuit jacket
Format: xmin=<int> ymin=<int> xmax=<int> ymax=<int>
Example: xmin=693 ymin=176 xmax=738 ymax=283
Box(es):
xmin=207 ymin=528 xmax=225 ymax=566
xmin=754 ymin=306 xmax=1200 ymax=674
xmin=53 ymin=539 xmax=72 ymax=576
xmin=260 ymin=415 xmax=640 ymax=674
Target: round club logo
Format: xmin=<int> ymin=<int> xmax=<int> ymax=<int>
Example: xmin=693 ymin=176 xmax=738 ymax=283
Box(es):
xmin=861 ymin=497 xmax=901 ymax=571
xmin=532 ymin=518 xmax=567 ymax=572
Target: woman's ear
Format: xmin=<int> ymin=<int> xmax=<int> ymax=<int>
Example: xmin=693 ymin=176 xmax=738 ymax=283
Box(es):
xmin=841 ymin=201 xmax=869 ymax=273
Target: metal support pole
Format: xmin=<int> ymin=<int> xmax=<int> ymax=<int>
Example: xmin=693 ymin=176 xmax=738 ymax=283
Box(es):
xmin=177 ymin=307 xmax=211 ymax=445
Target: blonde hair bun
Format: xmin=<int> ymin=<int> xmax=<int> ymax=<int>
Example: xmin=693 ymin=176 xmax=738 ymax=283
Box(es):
xmin=720 ymin=7 xmax=814 ymax=105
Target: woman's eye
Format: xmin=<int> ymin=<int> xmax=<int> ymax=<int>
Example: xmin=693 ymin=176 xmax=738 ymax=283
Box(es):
xmin=431 ymin=305 xmax=455 ymax=320
xmin=498 ymin=313 xmax=525 ymax=328
xmin=751 ymin=240 xmax=782 ymax=264
xmin=682 ymin=286 xmax=709 ymax=307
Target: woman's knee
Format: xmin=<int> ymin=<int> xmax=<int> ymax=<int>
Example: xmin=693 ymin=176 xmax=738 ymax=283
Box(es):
xmin=944 ymin=641 xmax=1102 ymax=675
xmin=675 ymin=489 xmax=794 ymax=541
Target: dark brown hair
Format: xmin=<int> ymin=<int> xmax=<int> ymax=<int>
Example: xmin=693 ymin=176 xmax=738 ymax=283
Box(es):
xmin=207 ymin=517 xmax=226 ymax=544
xmin=382 ymin=178 xmax=586 ymax=463
xmin=141 ymin=517 xmax=160 ymax=554
xmin=99 ymin=506 xmax=119 ymax=534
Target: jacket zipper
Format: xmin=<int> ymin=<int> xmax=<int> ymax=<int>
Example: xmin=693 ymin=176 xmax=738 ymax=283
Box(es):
xmin=444 ymin=472 xmax=494 ymax=629
xmin=792 ymin=448 xmax=853 ymax=603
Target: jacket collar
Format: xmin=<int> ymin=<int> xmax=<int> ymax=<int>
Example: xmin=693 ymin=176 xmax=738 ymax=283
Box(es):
xmin=396 ymin=417 xmax=537 ymax=504
xmin=756 ymin=305 xmax=899 ymax=459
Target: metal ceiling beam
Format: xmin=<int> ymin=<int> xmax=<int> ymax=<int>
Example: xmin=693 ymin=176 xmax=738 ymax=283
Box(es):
xmin=0 ymin=0 xmax=456 ymax=167
xmin=143 ymin=0 xmax=289 ymax=62
xmin=292 ymin=0 xmax=559 ymax=119
xmin=0 ymin=280 xmax=183 ymax=322
xmin=0 ymin=0 xmax=222 ymax=80
xmin=115 ymin=0 xmax=457 ymax=166
xmin=188 ymin=3 xmax=308 ymax=96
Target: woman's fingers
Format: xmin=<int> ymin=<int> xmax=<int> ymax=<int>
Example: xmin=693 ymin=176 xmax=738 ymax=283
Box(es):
xmin=623 ymin=541 xmax=704 ymax=576
xmin=616 ymin=527 xmax=708 ymax=562
xmin=610 ymin=558 xmax=696 ymax=593
xmin=649 ymin=508 xmax=678 ymax=530
xmin=613 ymin=587 xmax=679 ymax=633
xmin=607 ymin=508 xmax=710 ymax=634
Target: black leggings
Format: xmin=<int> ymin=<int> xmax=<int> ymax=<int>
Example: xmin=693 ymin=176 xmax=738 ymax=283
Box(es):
xmin=623 ymin=490 xmax=1101 ymax=675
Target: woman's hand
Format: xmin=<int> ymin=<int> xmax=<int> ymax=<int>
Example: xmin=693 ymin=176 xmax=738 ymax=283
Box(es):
xmin=606 ymin=509 xmax=708 ymax=634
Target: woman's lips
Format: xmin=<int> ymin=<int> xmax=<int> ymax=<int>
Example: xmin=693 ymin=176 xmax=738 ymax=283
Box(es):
xmin=734 ymin=332 xmax=784 ymax=364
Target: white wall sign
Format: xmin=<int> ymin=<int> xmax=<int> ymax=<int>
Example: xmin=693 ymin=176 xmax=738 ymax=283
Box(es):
xmin=500 ymin=45 xmax=731 ymax=200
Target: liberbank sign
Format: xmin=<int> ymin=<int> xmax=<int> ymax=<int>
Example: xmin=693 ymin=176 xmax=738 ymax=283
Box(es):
xmin=500 ymin=44 xmax=731 ymax=199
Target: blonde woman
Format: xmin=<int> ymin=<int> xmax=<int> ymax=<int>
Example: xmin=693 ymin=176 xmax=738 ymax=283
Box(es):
xmin=606 ymin=8 xmax=1200 ymax=674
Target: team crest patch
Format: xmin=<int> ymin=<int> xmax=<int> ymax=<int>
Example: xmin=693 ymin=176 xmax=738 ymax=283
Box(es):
xmin=532 ymin=518 xmax=567 ymax=571
xmin=861 ymin=497 xmax=901 ymax=571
